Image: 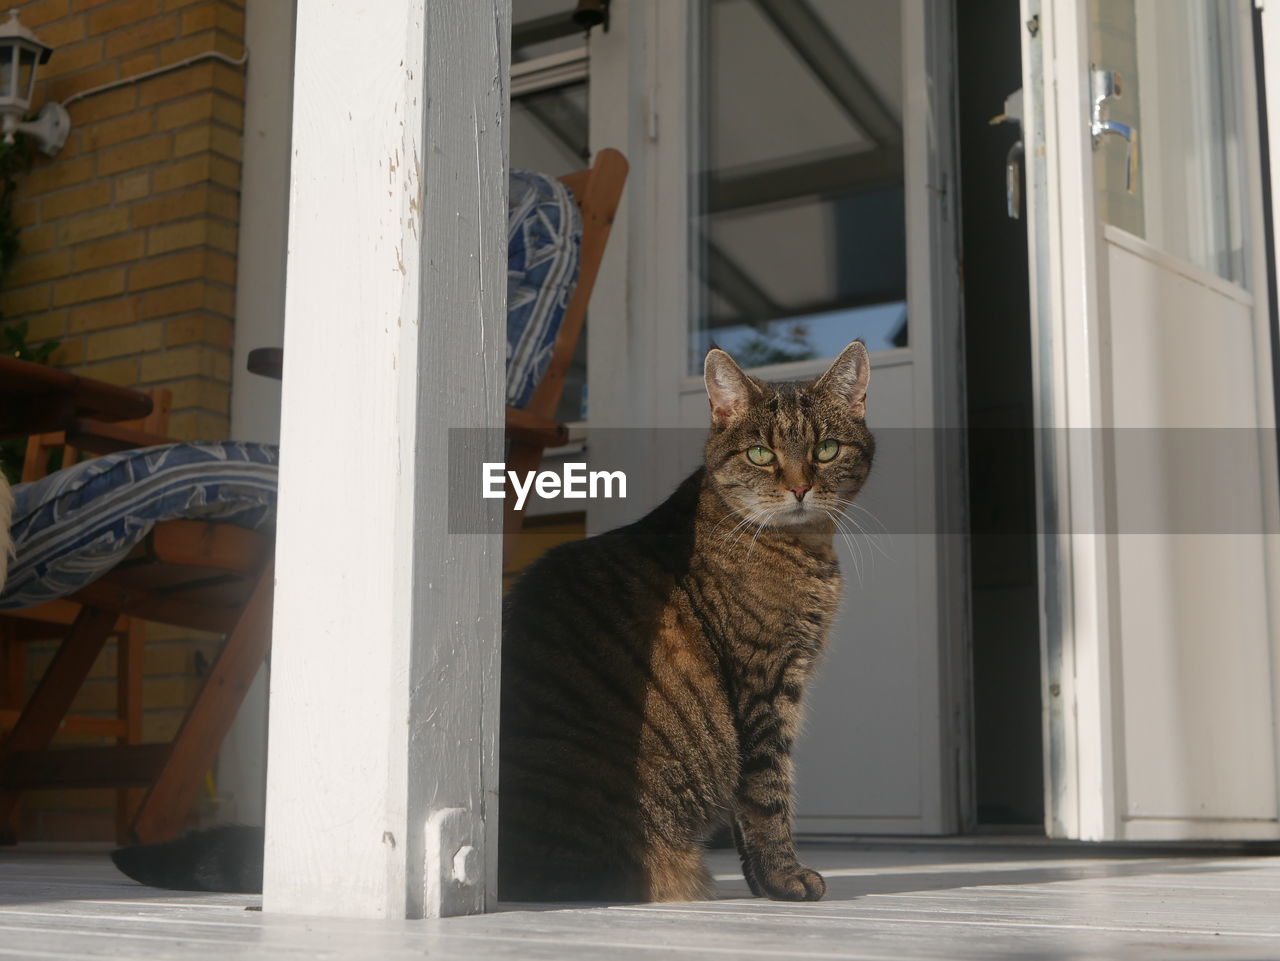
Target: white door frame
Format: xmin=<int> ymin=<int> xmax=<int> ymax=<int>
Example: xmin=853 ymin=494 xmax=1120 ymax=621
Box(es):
xmin=220 ymin=0 xmax=297 ymax=831
xmin=1023 ymin=0 xmax=1280 ymax=841
xmin=1259 ymin=0 xmax=1280 ymax=845
xmin=1019 ymin=0 xmax=1114 ymax=842
xmin=906 ymin=0 xmax=971 ymax=835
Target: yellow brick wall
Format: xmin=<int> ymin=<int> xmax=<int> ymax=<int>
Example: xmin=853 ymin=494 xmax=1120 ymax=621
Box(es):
xmin=3 ymin=0 xmax=244 ymax=442
xmin=0 ymin=0 xmax=248 ymax=842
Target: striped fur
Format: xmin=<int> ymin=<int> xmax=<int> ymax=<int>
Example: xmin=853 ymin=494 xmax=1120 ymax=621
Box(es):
xmin=500 ymin=342 xmax=873 ymax=902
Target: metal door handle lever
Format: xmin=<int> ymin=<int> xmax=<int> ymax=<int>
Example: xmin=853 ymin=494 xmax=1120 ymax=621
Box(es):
xmin=990 ymin=88 xmax=1024 ymax=220
xmin=1004 ymin=139 xmax=1024 ymax=220
xmin=1090 ymin=68 xmax=1139 ymax=193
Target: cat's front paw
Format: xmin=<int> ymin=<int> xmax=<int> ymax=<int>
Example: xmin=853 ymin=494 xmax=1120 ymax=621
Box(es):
xmin=756 ymin=863 xmax=826 ymax=901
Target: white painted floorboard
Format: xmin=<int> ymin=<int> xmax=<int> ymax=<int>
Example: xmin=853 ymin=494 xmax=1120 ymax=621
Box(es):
xmin=1 ymin=841 xmax=1278 ymax=959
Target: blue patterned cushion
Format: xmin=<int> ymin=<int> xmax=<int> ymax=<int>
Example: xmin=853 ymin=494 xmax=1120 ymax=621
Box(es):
xmin=0 ymin=173 xmax=577 ymax=610
xmin=0 ymin=442 xmax=278 ymax=611
xmin=506 ymin=168 xmax=581 ymax=408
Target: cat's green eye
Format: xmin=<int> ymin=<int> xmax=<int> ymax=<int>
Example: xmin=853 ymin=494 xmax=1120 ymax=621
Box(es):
xmin=746 ymin=445 xmax=776 ymax=466
xmin=815 ymin=439 xmax=841 ymax=462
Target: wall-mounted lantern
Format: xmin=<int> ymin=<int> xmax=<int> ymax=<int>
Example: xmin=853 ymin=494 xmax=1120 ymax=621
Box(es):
xmin=0 ymin=9 xmax=68 ymax=156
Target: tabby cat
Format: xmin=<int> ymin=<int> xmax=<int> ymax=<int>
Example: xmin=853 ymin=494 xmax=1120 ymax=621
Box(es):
xmin=111 ymin=340 xmax=874 ymax=902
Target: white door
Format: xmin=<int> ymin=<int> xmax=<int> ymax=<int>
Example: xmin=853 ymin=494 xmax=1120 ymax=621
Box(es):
xmin=588 ymin=0 xmax=967 ymax=835
xmin=1021 ymin=0 xmax=1280 ymax=840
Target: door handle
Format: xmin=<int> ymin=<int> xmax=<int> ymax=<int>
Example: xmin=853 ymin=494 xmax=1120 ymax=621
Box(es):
xmin=990 ymin=88 xmax=1024 ymax=220
xmin=1090 ymin=68 xmax=1139 ymax=193
xmin=1004 ymin=140 xmax=1025 ymax=220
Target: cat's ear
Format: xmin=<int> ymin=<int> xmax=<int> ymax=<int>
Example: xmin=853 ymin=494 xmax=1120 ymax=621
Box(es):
xmin=815 ymin=340 xmax=870 ymax=418
xmin=704 ymin=348 xmax=759 ymax=428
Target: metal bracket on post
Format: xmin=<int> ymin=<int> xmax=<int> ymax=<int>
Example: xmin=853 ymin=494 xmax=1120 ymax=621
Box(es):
xmin=424 ymin=807 xmax=483 ymax=919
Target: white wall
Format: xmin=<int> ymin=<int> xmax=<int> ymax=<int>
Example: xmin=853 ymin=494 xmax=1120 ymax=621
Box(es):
xmin=219 ymin=0 xmax=296 ymax=828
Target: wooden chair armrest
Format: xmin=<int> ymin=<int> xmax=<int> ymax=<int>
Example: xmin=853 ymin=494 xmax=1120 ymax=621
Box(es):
xmin=246 ymin=347 xmax=284 ymax=380
xmin=64 ymin=419 xmax=175 ymax=455
xmin=504 ymin=407 xmax=569 ymax=447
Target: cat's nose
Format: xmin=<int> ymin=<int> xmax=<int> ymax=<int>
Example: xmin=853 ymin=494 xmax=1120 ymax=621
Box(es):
xmin=789 ymin=484 xmax=812 ymax=502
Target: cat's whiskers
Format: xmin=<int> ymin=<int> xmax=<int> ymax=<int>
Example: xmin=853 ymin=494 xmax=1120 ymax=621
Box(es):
xmin=845 ymin=502 xmax=891 ymax=558
xmin=717 ymin=507 xmax=773 ymax=554
xmin=718 ymin=504 xmax=771 ymax=548
xmin=819 ymin=507 xmax=864 ymax=585
xmin=709 ymin=503 xmax=761 ymax=539
xmin=745 ymin=507 xmax=772 ymax=560
xmin=844 ymin=511 xmax=889 ymax=562
xmin=824 ymin=506 xmax=865 ymax=583
xmin=736 ymin=506 xmax=779 ymax=551
xmin=844 ymin=508 xmax=891 ymax=575
xmin=824 ymin=506 xmax=865 ymax=568
xmin=745 ymin=503 xmax=789 ymax=561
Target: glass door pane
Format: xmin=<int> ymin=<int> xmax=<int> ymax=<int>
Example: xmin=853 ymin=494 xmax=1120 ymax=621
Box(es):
xmin=689 ymin=0 xmax=907 ymax=372
xmin=511 ymin=82 xmax=588 ymax=178
xmin=1091 ymin=0 xmax=1248 ymax=287
xmin=511 ymin=0 xmax=591 ymax=423
xmin=513 ymin=0 xmax=591 ymax=60
xmin=511 ymin=81 xmax=589 ymax=423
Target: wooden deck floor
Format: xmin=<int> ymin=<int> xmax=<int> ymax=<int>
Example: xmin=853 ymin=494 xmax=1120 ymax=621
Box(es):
xmin=1 ymin=839 xmax=1278 ymax=959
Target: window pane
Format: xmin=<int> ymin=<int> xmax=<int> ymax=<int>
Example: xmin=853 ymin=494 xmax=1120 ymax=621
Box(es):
xmin=511 ymin=79 xmax=589 ymax=423
xmin=513 ymin=0 xmax=590 ymax=61
xmin=17 ymin=46 xmax=33 ymax=103
xmin=1091 ymin=0 xmax=1248 ymax=287
xmin=511 ymin=81 xmax=588 ymax=177
xmin=0 ymin=46 xmax=13 ymax=101
xmin=689 ymin=0 xmax=906 ymax=373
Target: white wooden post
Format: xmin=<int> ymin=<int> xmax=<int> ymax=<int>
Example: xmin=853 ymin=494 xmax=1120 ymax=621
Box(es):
xmin=263 ymin=0 xmax=509 ymax=919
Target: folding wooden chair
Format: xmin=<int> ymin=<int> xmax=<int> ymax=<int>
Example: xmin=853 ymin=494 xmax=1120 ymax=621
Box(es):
xmin=502 ymin=148 xmax=628 ymax=565
xmin=0 ymin=150 xmax=625 ymax=846
xmin=0 ymin=389 xmax=172 ymax=841
xmin=0 ymin=421 xmax=274 ymax=845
